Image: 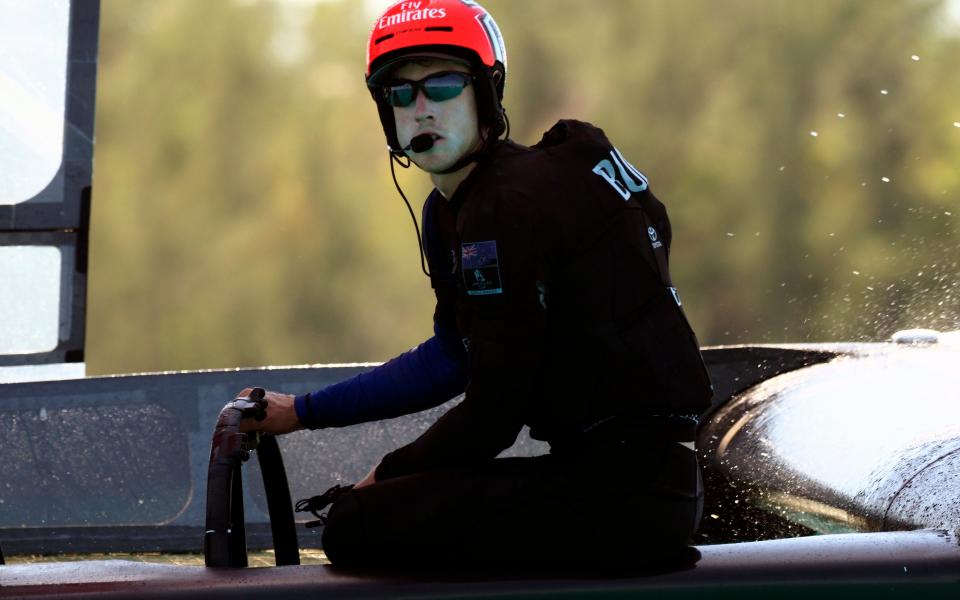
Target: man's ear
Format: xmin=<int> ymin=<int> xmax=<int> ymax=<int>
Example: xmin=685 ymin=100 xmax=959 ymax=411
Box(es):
xmin=490 ymin=64 xmax=506 ymax=98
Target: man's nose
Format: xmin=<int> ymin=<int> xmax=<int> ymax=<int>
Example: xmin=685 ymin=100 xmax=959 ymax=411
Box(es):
xmin=414 ymin=90 xmax=434 ymax=121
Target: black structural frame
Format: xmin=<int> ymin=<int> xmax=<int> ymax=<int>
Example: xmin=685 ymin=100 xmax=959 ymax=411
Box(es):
xmin=204 ymin=388 xmax=300 ymax=568
xmin=0 ymin=0 xmax=99 ymax=367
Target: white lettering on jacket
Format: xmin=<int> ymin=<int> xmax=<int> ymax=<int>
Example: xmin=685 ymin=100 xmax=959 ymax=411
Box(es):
xmin=592 ymin=148 xmax=648 ymax=201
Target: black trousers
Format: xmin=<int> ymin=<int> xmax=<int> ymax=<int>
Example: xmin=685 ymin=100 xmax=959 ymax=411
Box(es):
xmin=321 ymin=440 xmax=703 ymax=569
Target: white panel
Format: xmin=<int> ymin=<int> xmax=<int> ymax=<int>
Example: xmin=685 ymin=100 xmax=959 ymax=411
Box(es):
xmin=0 ymin=362 xmax=85 ymax=383
xmin=0 ymin=0 xmax=70 ymax=204
xmin=0 ymin=246 xmax=62 ymax=353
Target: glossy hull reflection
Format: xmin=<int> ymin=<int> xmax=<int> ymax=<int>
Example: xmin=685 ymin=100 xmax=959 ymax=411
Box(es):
xmin=699 ymin=344 xmax=960 ymax=535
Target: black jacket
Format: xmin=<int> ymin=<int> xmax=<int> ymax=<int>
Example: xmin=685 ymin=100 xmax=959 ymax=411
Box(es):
xmin=377 ymin=120 xmax=712 ymax=480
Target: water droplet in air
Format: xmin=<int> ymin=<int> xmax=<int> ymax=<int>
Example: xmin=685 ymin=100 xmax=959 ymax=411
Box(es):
xmin=881 ymin=177 xmax=891 ymax=183
xmin=837 ymin=113 xmax=846 ymax=118
xmin=911 ymin=55 xmax=920 ymax=61
xmin=881 ymin=89 xmax=889 ymax=95
xmin=810 ymin=131 xmax=819 ymax=137
xmin=726 ymin=232 xmax=735 ymax=237
xmin=954 ymin=122 xmax=960 ymax=128
xmin=853 ymin=271 xmax=861 ymax=275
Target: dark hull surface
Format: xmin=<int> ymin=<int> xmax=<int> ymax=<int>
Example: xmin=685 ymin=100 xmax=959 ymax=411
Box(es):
xmin=3 ymin=530 xmax=959 ymax=599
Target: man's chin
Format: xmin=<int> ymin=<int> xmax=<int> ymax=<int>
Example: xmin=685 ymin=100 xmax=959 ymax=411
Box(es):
xmin=412 ymin=154 xmax=459 ymax=174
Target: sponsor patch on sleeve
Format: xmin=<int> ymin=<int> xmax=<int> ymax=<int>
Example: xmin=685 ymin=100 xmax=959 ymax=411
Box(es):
xmin=461 ymin=240 xmax=503 ymax=296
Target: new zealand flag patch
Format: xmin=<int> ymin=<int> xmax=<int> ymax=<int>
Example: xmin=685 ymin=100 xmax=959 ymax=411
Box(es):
xmin=461 ymin=240 xmax=503 ymax=296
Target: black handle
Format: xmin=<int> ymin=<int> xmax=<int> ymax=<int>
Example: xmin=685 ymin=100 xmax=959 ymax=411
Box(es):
xmin=258 ymin=435 xmax=300 ymax=566
xmin=204 ymin=388 xmax=299 ymax=567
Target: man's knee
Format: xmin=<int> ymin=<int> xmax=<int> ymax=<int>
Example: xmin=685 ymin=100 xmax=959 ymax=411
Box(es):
xmin=320 ymin=490 xmax=367 ymax=566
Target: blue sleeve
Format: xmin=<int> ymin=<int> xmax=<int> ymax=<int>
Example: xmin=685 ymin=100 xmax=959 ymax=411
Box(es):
xmin=293 ymin=324 xmax=468 ymax=429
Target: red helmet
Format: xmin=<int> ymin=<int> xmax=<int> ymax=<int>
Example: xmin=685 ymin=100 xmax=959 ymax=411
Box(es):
xmin=365 ymin=0 xmax=508 ymax=154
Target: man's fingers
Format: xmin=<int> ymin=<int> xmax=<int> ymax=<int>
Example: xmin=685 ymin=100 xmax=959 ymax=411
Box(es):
xmin=236 ymin=388 xmax=268 ymax=432
xmin=235 ymin=390 xmax=303 ymax=435
xmin=236 ymin=387 xmax=254 ymax=399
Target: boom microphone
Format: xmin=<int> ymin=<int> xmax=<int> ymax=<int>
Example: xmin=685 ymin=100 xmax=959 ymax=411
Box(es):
xmin=405 ymin=134 xmax=436 ymax=153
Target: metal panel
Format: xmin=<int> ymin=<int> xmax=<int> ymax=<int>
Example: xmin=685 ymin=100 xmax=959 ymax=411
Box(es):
xmin=0 ymin=0 xmax=96 ymax=369
xmin=0 ymin=364 xmax=549 ymax=555
xmin=0 ymin=0 xmax=98 ymax=230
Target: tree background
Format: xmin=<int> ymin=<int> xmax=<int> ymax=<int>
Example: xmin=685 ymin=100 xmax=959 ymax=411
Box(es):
xmin=88 ymin=0 xmax=960 ymax=375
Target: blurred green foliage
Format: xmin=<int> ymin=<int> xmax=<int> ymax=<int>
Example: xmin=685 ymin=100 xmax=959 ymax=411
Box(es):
xmin=88 ymin=0 xmax=960 ymax=375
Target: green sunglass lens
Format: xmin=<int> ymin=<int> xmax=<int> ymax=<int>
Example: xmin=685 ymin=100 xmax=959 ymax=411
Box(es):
xmin=423 ymin=73 xmax=470 ymax=101
xmin=423 ymin=85 xmax=462 ymax=102
xmin=387 ymin=73 xmax=470 ymax=107
xmin=388 ymin=84 xmax=416 ymax=107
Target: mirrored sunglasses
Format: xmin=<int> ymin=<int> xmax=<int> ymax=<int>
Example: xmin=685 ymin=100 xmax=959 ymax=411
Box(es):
xmin=384 ymin=71 xmax=473 ymax=108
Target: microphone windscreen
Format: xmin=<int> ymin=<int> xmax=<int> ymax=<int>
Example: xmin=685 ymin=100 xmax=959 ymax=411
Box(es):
xmin=410 ymin=135 xmax=435 ymax=153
